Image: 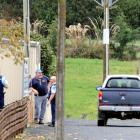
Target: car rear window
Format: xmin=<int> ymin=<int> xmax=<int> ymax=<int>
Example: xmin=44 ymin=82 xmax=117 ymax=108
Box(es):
xmin=106 ymin=77 xmax=140 ymax=88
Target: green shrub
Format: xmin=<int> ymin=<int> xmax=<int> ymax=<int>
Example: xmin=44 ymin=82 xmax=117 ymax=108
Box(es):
xmin=31 ymin=33 xmax=54 ymax=76
xmin=110 ymin=42 xmax=136 ymax=60
xmin=47 ymin=19 xmax=58 ymax=54
xmin=112 ymin=15 xmax=134 ymax=60
xmin=30 ymin=18 xmax=58 ymax=76
xmin=65 ymin=38 xmax=103 ymax=59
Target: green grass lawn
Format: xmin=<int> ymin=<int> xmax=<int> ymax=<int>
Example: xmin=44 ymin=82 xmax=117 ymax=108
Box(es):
xmin=65 ymin=58 xmax=138 ymax=120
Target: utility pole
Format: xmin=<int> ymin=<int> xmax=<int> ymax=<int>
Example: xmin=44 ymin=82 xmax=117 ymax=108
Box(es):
xmin=103 ymin=0 xmax=109 ymax=80
xmin=23 ymin=0 xmax=30 ymax=57
xmin=23 ymin=0 xmax=30 ymax=96
xmin=55 ymin=0 xmax=66 ymax=140
xmin=93 ymin=0 xmax=119 ymax=80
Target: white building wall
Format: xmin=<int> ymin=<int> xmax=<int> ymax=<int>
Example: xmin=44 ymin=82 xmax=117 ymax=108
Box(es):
xmin=0 ymin=57 xmax=23 ymax=105
xmin=29 ymin=41 xmax=41 ymax=78
xmin=0 ymin=41 xmax=40 ymax=105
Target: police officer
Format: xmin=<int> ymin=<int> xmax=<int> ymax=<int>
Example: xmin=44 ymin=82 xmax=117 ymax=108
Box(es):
xmin=30 ymin=69 xmax=49 ymax=124
xmin=48 ymin=76 xmax=56 ymax=127
xmin=0 ymin=75 xmax=8 ymax=110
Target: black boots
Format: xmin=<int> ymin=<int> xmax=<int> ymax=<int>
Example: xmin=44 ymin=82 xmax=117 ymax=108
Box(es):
xmin=48 ymin=122 xmax=55 ymax=127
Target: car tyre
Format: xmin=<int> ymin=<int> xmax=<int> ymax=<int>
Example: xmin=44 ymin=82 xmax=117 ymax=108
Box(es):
xmin=97 ymin=118 xmax=108 ymax=126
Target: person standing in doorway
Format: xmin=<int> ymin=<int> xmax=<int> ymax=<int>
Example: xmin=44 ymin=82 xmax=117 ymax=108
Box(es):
xmin=48 ymin=76 xmax=56 ymax=127
xmin=0 ymin=75 xmax=8 ymax=110
xmin=29 ymin=69 xmax=49 ymax=124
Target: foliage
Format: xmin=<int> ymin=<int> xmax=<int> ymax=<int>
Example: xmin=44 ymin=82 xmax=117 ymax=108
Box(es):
xmin=31 ymin=0 xmax=57 ymax=24
xmin=47 ymin=19 xmax=58 ymax=54
xmin=0 ymin=19 xmax=24 ymax=64
xmin=1 ymin=0 xmax=140 ymax=31
xmin=30 ymin=33 xmax=54 ymax=76
xmin=117 ymin=0 xmax=140 ymax=29
xmin=65 ymin=38 xmax=103 ymax=59
xmin=86 ymin=17 xmax=103 ymax=40
xmin=65 ymin=21 xmax=119 ymax=59
xmin=31 ymin=20 xmax=48 ymax=35
xmin=65 ymin=23 xmax=96 ymax=58
xmin=86 ymin=17 xmax=120 ymax=40
xmin=1 ymin=0 xmax=139 ymax=61
xmin=65 ymin=23 xmax=88 ymax=39
xmin=31 ymin=19 xmax=58 ymax=75
xmin=111 ymin=15 xmax=135 ymax=60
xmin=0 ymin=0 xmax=23 ymax=18
xmin=66 ymin=0 xmax=102 ymax=26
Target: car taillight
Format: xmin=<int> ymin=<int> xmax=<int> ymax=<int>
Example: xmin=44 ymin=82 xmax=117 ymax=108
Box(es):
xmin=98 ymin=91 xmax=103 ymax=100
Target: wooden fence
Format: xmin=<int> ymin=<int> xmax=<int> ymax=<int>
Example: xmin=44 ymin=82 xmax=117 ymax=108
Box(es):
xmin=0 ymin=97 xmax=28 ymax=140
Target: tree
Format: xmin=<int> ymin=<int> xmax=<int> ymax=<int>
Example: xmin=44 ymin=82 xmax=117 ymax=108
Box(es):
xmin=117 ymin=0 xmax=140 ymax=29
xmin=30 ymin=0 xmax=57 ymax=24
xmin=111 ymin=15 xmax=134 ymax=60
xmin=0 ymin=19 xmax=24 ymax=64
xmin=31 ymin=20 xmax=55 ymax=75
xmin=0 ymin=0 xmax=23 ymax=18
xmin=66 ymin=0 xmax=102 ymax=26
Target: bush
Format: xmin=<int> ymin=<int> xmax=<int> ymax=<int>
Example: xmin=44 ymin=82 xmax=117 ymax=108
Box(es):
xmin=30 ymin=19 xmax=58 ymax=76
xmin=110 ymin=42 xmax=136 ymax=60
xmin=124 ymin=45 xmax=136 ymax=60
xmin=65 ymin=38 xmax=103 ymax=59
xmin=65 ymin=23 xmax=104 ymax=59
xmin=47 ymin=19 xmax=58 ymax=54
xmin=112 ymin=15 xmax=135 ymax=60
xmin=31 ymin=33 xmax=55 ymax=76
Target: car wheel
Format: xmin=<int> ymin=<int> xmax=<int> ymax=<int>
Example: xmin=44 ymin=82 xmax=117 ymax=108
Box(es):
xmin=97 ymin=120 xmax=104 ymax=126
xmin=98 ymin=111 xmax=108 ymax=126
xmin=97 ymin=118 xmax=108 ymax=126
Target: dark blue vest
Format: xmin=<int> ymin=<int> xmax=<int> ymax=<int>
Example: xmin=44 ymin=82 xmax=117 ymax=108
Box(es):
xmin=0 ymin=76 xmax=4 ymax=96
xmin=0 ymin=76 xmax=4 ymax=109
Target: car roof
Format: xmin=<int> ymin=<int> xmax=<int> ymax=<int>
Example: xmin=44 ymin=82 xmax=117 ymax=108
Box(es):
xmin=106 ymin=75 xmax=140 ymax=79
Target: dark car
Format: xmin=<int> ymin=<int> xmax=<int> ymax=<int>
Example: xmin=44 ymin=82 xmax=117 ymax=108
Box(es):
xmin=97 ymin=75 xmax=140 ymax=126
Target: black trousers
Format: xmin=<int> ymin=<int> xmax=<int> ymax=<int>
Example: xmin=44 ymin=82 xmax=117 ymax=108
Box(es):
xmin=51 ymin=103 xmax=56 ymax=124
xmin=0 ymin=96 xmax=4 ymax=109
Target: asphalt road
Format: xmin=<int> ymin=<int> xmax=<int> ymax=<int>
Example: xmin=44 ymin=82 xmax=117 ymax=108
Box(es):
xmin=65 ymin=119 xmax=140 ymax=140
xmin=22 ymin=119 xmax=140 ymax=140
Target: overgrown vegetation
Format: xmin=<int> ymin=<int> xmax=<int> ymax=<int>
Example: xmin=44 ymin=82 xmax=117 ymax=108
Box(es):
xmin=0 ymin=19 xmax=24 ymax=64
xmin=110 ymin=15 xmax=136 ymax=60
xmin=0 ymin=0 xmax=140 ymax=67
xmin=31 ymin=19 xmax=57 ymax=75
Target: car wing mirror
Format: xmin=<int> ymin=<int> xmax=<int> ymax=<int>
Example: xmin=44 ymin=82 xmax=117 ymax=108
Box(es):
xmin=96 ymin=86 xmax=102 ymax=91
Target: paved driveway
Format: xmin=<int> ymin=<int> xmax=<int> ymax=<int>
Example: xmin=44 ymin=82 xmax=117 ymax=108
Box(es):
xmin=17 ymin=119 xmax=140 ymax=140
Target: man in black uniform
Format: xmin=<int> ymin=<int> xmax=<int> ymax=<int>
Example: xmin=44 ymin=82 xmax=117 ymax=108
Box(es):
xmin=48 ymin=76 xmax=56 ymax=127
